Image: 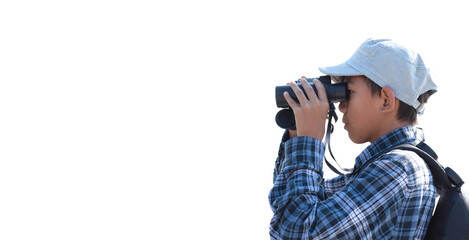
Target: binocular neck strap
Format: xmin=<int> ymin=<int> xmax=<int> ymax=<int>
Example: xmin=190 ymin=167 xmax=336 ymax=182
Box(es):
xmin=324 ymin=103 xmax=353 ymax=175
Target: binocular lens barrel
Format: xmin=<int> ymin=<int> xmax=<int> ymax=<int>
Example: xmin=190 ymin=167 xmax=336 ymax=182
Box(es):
xmin=275 ymin=108 xmax=296 ymax=130
xmin=275 ymin=82 xmax=348 ymax=108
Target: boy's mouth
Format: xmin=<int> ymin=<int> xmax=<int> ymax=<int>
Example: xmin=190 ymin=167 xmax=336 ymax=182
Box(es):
xmin=342 ymin=118 xmax=348 ymax=130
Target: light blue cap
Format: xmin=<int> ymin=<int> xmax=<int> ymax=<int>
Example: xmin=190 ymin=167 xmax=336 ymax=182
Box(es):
xmin=319 ymin=38 xmax=438 ymax=109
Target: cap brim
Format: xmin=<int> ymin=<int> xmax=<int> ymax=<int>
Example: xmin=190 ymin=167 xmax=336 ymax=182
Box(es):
xmin=319 ymin=62 xmax=362 ymax=82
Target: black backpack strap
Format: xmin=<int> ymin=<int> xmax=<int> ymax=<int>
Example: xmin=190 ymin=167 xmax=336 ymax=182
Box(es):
xmin=444 ymin=167 xmax=465 ymax=188
xmin=415 ymin=142 xmax=465 ymax=188
xmin=353 ymin=142 xmax=464 ymax=191
xmin=393 ymin=143 xmax=463 ymax=191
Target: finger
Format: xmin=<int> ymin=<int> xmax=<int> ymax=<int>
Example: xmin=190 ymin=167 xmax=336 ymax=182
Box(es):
xmin=283 ymin=91 xmax=299 ymax=109
xmin=299 ymin=78 xmax=319 ymax=102
xmin=313 ymin=79 xmax=328 ymax=102
xmin=289 ymin=81 xmax=309 ymax=106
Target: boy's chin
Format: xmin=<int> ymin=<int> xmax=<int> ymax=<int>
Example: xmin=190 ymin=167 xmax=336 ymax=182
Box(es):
xmin=348 ymin=132 xmax=368 ymax=144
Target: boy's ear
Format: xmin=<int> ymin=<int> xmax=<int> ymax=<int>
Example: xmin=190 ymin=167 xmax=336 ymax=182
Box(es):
xmin=380 ymin=87 xmax=397 ymax=112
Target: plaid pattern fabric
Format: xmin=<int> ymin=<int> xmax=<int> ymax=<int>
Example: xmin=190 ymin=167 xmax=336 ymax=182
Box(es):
xmin=269 ymin=126 xmax=437 ymax=239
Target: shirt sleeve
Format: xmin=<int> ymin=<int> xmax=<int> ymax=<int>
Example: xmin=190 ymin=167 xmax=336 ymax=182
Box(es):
xmin=323 ymin=173 xmax=348 ymax=198
xmin=268 ymin=136 xmax=326 ymax=239
xmin=273 ymin=130 xmax=294 ymax=183
xmin=268 ymin=137 xmax=423 ymax=239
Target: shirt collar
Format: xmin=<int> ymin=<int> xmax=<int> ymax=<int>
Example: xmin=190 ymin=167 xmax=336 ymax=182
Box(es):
xmin=353 ymin=125 xmax=424 ymax=171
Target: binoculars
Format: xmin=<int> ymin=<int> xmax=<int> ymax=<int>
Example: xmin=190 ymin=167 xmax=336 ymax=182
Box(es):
xmin=275 ymin=76 xmax=348 ymax=129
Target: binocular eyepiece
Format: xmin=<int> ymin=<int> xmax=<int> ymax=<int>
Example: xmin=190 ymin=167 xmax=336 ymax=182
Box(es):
xmin=275 ymin=76 xmax=348 ymax=129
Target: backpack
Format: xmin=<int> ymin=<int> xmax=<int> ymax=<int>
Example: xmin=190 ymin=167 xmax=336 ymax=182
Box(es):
xmin=391 ymin=142 xmax=469 ymax=240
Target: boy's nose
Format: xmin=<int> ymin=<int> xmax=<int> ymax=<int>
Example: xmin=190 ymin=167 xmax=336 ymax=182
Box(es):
xmin=339 ymin=101 xmax=348 ymax=113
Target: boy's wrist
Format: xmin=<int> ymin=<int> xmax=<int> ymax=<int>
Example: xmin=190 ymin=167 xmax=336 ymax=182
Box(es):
xmin=288 ymin=129 xmax=297 ymax=139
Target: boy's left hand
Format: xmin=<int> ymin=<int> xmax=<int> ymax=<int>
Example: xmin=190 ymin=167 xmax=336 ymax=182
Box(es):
xmin=283 ymin=78 xmax=330 ymax=141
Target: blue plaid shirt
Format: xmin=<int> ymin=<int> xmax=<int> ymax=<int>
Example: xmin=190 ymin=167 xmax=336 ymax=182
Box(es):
xmin=269 ymin=126 xmax=437 ymax=239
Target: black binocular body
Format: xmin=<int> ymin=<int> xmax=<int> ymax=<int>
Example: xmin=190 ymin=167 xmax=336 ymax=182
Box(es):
xmin=275 ymin=76 xmax=348 ymax=129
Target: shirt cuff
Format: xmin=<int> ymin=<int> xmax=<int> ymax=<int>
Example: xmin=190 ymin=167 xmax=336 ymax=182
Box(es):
xmin=283 ymin=136 xmax=325 ymax=175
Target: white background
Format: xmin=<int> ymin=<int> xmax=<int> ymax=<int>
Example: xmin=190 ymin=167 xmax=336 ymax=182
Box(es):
xmin=1 ymin=0 xmax=468 ymax=239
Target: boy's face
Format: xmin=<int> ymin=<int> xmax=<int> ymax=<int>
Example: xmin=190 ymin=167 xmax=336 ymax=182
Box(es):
xmin=339 ymin=76 xmax=383 ymax=143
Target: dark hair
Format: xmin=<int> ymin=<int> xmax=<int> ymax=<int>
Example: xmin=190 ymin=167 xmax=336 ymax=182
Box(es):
xmin=364 ymin=76 xmax=436 ymax=123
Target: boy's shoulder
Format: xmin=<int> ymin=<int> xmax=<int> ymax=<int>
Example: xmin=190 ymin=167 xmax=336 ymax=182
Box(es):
xmin=355 ymin=147 xmax=433 ymax=188
xmin=381 ymin=149 xmax=433 ymax=185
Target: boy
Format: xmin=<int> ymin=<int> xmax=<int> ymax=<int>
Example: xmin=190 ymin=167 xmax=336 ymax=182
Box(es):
xmin=269 ymin=39 xmax=438 ymax=239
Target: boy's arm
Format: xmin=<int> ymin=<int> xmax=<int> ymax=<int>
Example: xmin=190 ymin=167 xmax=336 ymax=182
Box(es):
xmin=273 ymin=130 xmax=297 ymax=182
xmin=269 ymin=136 xmax=326 ymax=239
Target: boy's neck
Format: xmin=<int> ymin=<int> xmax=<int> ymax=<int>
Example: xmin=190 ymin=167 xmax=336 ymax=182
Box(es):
xmin=370 ymin=120 xmax=415 ymax=143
